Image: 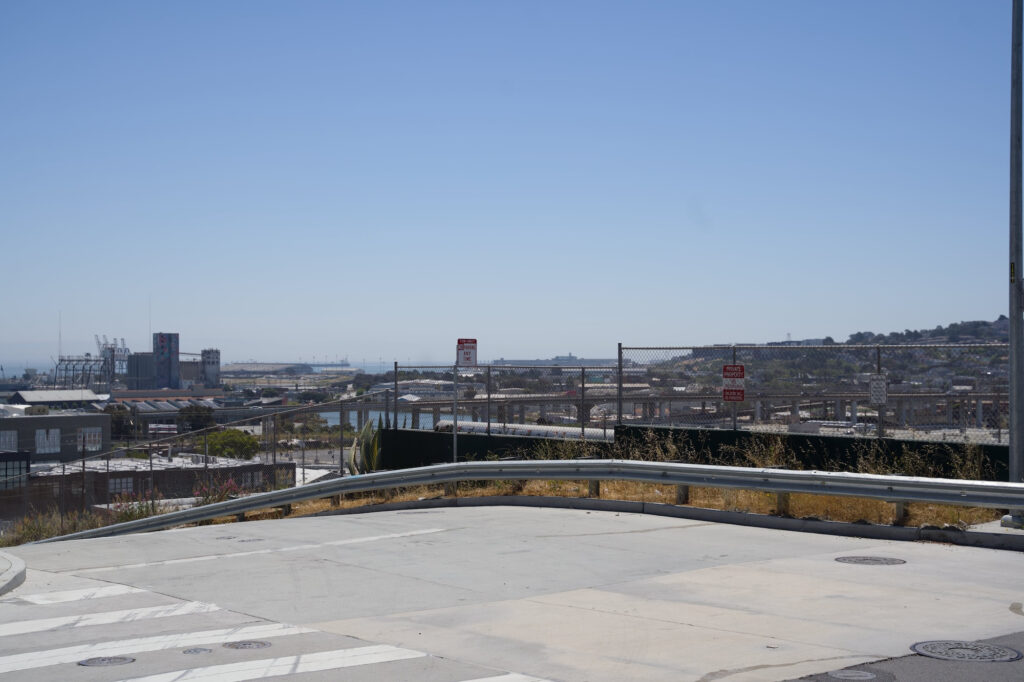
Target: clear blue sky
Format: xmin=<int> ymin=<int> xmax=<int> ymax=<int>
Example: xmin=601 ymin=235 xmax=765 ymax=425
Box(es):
xmin=1 ymin=1 xmax=1015 ymax=367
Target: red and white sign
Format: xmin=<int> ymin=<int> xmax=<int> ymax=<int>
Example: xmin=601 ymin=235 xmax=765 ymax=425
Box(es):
xmin=722 ymin=364 xmax=745 ymax=402
xmin=457 ymin=338 xmax=478 ymax=366
xmin=722 ymin=365 xmax=745 ymax=379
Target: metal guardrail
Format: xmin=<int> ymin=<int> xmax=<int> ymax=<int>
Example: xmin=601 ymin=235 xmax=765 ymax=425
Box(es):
xmin=37 ymin=460 xmax=1024 ymax=542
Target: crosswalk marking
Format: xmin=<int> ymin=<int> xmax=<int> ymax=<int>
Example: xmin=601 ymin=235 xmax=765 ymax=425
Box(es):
xmin=116 ymin=645 xmax=427 ymax=682
xmin=0 ymin=623 xmax=314 ymax=674
xmin=0 ymin=601 xmax=220 ymax=637
xmin=5 ymin=584 xmax=146 ymax=604
xmin=462 ymin=671 xmax=557 ymax=675
xmin=75 ymin=528 xmax=447 ymax=573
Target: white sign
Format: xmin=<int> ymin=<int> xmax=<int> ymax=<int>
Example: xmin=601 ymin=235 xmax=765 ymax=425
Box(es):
xmin=457 ymin=338 xmax=477 ymax=367
xmin=868 ymin=374 xmax=887 ymax=406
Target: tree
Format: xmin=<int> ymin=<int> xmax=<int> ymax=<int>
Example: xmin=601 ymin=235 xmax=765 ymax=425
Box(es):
xmin=206 ymin=429 xmax=259 ymax=459
xmin=104 ymin=404 xmax=134 ymax=439
xmin=176 ymin=405 xmax=215 ymax=432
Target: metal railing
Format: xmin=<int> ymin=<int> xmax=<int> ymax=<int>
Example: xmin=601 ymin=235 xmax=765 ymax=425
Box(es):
xmin=38 ymin=459 xmax=1024 ymax=542
xmin=619 ymin=343 xmax=1010 ymax=444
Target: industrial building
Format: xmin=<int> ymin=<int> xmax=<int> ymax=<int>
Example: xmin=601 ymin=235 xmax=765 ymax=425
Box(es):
xmin=153 ymin=332 xmax=180 ymax=389
xmin=0 ymin=409 xmax=111 ymax=462
xmin=55 ymin=332 xmax=221 ymax=392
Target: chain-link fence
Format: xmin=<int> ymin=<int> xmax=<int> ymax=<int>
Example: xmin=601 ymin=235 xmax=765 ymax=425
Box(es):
xmin=0 ymin=345 xmax=1010 ymax=542
xmin=390 ymin=363 xmax=618 ymax=442
xmin=619 ymin=344 xmax=1009 ymax=444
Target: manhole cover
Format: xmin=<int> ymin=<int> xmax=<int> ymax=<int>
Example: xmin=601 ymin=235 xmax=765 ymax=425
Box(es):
xmin=78 ymin=656 xmax=135 ymax=667
xmin=223 ymin=640 xmax=271 ymax=650
xmin=183 ymin=648 xmax=212 ymax=655
xmin=828 ymin=671 xmax=877 ymax=680
xmin=835 ymin=556 xmax=906 ymax=565
xmin=911 ymin=641 xmax=1023 ymax=662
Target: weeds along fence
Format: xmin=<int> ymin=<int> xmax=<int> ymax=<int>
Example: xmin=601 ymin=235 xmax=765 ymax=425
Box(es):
xmin=619 ymin=344 xmax=1009 ymax=445
xmin=0 ymin=392 xmax=410 ymax=543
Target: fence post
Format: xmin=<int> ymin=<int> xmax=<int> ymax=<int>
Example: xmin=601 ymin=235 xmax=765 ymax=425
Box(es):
xmin=60 ymin=462 xmax=65 ymax=533
xmin=580 ymin=366 xmax=586 ymax=440
xmin=486 ymin=366 xmax=492 ymax=436
xmin=731 ymin=346 xmax=738 ymax=432
xmin=339 ymin=409 xmax=345 ymax=474
xmin=80 ymin=439 xmax=86 ymax=514
xmin=453 ymin=364 xmax=459 ymax=463
xmin=393 ymin=361 xmax=399 ymax=429
xmin=617 ymin=343 xmax=623 ymax=425
xmin=877 ymin=345 xmax=886 ymax=438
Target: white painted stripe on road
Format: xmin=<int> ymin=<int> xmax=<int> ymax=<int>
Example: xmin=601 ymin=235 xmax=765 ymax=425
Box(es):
xmin=74 ymin=528 xmax=447 ymax=574
xmin=8 ymin=584 xmax=146 ymax=604
xmin=0 ymin=622 xmax=314 ymax=674
xmin=117 ymin=645 xmax=427 ymax=682
xmin=458 ymin=671 xmax=552 ymax=675
xmin=0 ymin=601 xmax=220 ymax=637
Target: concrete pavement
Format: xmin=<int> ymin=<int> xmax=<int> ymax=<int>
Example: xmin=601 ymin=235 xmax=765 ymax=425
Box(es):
xmin=0 ymin=549 xmax=25 ymax=597
xmin=2 ymin=506 xmax=1024 ymax=681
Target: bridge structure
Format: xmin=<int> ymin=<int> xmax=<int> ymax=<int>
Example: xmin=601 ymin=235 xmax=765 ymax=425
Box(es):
xmin=129 ymin=388 xmax=1011 ymax=444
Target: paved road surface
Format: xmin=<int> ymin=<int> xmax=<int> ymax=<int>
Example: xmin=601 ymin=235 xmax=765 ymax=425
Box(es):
xmin=3 ymin=506 xmax=1024 ymax=681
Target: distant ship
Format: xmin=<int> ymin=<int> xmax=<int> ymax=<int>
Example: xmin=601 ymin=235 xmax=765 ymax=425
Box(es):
xmin=0 ymin=366 xmax=30 ymax=391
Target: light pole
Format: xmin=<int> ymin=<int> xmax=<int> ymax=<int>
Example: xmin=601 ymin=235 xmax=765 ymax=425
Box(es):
xmin=1004 ymin=0 xmax=1024 ymax=527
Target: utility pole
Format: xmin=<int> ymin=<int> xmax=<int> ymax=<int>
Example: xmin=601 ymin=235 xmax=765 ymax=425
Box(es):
xmin=1005 ymin=0 xmax=1024 ymax=527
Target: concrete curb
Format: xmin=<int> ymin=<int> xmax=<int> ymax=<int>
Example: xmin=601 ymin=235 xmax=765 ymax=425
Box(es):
xmin=0 ymin=550 xmax=26 ymax=597
xmin=314 ymin=495 xmax=1024 ymax=552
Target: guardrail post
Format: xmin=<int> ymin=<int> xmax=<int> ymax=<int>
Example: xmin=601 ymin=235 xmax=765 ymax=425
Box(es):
xmin=891 ymin=501 xmax=907 ymax=526
xmin=775 ymin=492 xmax=790 ymax=517
xmin=675 ymin=485 xmax=689 ymax=505
xmin=588 ymin=479 xmax=600 ymax=497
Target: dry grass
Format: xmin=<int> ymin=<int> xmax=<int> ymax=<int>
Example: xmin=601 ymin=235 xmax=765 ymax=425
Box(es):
xmin=261 ymin=478 xmax=1002 ymax=528
xmin=254 ymin=431 xmax=1005 ymax=527
xmin=5 ymin=435 xmax=1003 ymax=546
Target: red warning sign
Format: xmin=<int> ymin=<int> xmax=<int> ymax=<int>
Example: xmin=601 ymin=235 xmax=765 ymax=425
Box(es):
xmin=723 ymin=364 xmax=745 ymax=402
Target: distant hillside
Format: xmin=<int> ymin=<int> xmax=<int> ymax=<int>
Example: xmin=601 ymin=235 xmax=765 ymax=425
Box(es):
xmin=840 ymin=316 xmax=1009 ymax=345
